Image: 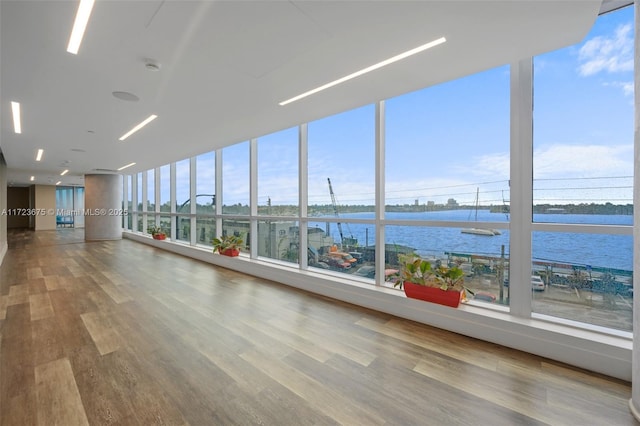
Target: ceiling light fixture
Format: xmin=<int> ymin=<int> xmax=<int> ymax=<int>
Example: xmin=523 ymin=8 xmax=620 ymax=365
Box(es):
xmin=30 ymin=176 xmax=35 ymax=181
xmin=11 ymin=101 xmax=21 ymax=133
xmin=119 ymin=114 xmax=158 ymax=141
xmin=67 ymin=0 xmax=95 ymax=54
xmin=117 ymin=162 xmax=136 ymax=171
xmin=61 ymin=169 xmax=69 ymax=176
xmin=36 ymin=149 xmax=44 ymax=161
xmin=279 ymin=36 xmax=447 ymax=106
xmin=56 ymin=181 xmax=62 ymax=185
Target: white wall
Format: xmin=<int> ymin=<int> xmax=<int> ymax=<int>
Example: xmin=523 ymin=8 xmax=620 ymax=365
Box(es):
xmin=34 ymin=185 xmax=56 ymax=230
xmin=0 ymin=154 xmax=7 ymax=266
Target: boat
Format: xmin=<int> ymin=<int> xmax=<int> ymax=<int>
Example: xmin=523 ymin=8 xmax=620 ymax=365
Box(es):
xmin=461 ymin=188 xmax=501 ymax=236
xmin=461 ymin=227 xmax=500 ymax=236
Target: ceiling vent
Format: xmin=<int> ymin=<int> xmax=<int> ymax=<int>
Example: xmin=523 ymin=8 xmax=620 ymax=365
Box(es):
xmin=92 ymin=168 xmax=119 ymax=173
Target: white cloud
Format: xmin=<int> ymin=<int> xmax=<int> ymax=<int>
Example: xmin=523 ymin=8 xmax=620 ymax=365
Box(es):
xmin=604 ymin=80 xmax=634 ymax=97
xmin=454 ymin=152 xmax=510 ymax=180
xmin=533 ymin=144 xmax=632 ymax=179
xmin=578 ymin=24 xmax=634 ymax=76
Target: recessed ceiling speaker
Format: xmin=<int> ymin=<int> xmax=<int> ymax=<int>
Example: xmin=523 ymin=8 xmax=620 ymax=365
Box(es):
xmin=112 ymin=91 xmax=139 ymax=102
xmin=144 ymin=60 xmax=161 ymax=71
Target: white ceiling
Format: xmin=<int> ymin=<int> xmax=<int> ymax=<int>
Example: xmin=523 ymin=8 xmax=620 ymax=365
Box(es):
xmin=1 ymin=0 xmax=602 ymax=187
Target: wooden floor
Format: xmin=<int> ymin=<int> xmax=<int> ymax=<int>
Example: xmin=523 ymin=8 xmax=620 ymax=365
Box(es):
xmin=0 ymin=228 xmax=636 ymax=426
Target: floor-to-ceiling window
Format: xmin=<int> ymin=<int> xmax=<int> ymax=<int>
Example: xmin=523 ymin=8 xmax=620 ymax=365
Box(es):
xmin=146 ymin=168 xmax=156 ymax=231
xmin=158 ymin=164 xmax=171 ymax=238
xmin=125 ymin=175 xmax=132 ymax=230
xmin=74 ymin=186 xmax=85 ymax=228
xmin=175 ymin=159 xmax=191 ymax=243
xmin=385 ymin=65 xmax=511 ymax=304
xmin=257 ymin=127 xmax=299 ymax=263
xmin=532 ymin=6 xmax=634 ymax=331
xmin=307 ymin=105 xmax=375 ymax=277
xmin=136 ymin=172 xmax=143 ymax=232
xmin=221 ymin=142 xmax=250 ymax=250
xmin=122 ymin=4 xmax=635 ymax=342
xmin=196 ymin=152 xmax=216 ymax=247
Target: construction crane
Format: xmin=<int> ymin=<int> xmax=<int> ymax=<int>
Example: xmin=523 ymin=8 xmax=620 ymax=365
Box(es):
xmin=327 ymin=178 xmax=345 ymax=247
xmin=327 ymin=178 xmax=358 ymax=249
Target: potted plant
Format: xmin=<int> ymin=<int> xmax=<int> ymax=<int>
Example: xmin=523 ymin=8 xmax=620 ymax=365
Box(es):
xmin=212 ymin=234 xmax=243 ymax=257
xmin=393 ymin=254 xmax=468 ymax=307
xmin=147 ymin=224 xmax=167 ymax=240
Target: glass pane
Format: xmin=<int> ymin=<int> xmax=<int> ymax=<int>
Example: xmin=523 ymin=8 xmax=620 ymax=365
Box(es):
xmin=257 ymin=220 xmax=299 ymax=264
xmin=196 ymin=217 xmax=216 ymax=247
xmin=308 ymin=105 xmax=375 ymax=216
xmin=147 ymin=169 xmax=155 ymax=212
xmin=531 ymin=231 xmax=632 ymax=331
xmin=307 ymin=220 xmax=368 ymax=277
xmin=175 ymin=216 xmax=191 ymax=243
xmin=196 ymin=152 xmax=216 ymax=215
xmin=74 ymin=187 xmax=85 ymax=228
xmin=385 ymin=225 xmax=510 ymax=305
xmin=533 ymin=6 xmax=634 ymax=224
xmin=176 ymin=159 xmax=190 ymax=214
xmin=258 ymin=127 xmax=298 ymax=215
xmin=146 ymin=214 xmax=156 ymax=233
xmin=55 ymin=187 xmax=73 ymax=210
xmin=136 ymin=173 xmax=142 ymax=213
xmin=222 ymin=219 xmax=250 ymax=252
xmin=126 ymin=175 xmax=132 ymax=229
xmin=55 ymin=187 xmax=75 ymax=228
xmin=160 ymin=165 xmax=170 ymax=213
xmin=159 ymin=215 xmax=171 ymax=237
xmin=385 ymin=66 xmax=510 ymax=220
xmin=222 ymin=142 xmax=250 ymax=215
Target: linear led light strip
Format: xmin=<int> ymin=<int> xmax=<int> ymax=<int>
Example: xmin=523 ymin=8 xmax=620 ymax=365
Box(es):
xmin=117 ymin=162 xmax=136 ymax=171
xmin=67 ymin=0 xmax=95 ymax=54
xmin=11 ymin=101 xmax=21 ymax=133
xmin=119 ymin=115 xmax=158 ymax=141
xmin=279 ymin=36 xmax=446 ymax=106
xmin=36 ymin=149 xmax=44 ymax=161
xmin=61 ymin=169 xmax=69 ymax=176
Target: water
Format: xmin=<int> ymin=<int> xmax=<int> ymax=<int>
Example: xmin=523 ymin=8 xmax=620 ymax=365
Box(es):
xmin=317 ymin=210 xmax=633 ymax=271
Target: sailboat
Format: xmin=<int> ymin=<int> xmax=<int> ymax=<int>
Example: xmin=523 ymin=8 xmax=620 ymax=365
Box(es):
xmin=461 ymin=188 xmax=501 ymax=236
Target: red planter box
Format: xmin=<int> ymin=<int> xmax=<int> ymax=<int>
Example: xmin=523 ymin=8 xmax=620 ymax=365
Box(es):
xmin=152 ymin=234 xmax=166 ymax=240
xmin=218 ymin=248 xmax=240 ymax=257
xmin=403 ymin=281 xmax=464 ymax=308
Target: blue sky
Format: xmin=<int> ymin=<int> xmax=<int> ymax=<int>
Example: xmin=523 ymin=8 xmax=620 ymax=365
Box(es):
xmin=160 ymin=5 xmax=634 ymax=208
xmin=532 ymin=6 xmax=634 ymax=204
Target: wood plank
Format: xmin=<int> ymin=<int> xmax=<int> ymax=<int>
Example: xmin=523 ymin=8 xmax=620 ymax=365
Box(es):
xmin=29 ymin=293 xmax=54 ymax=321
xmin=43 ymin=276 xmax=63 ymax=291
xmin=98 ymin=282 xmax=133 ymax=304
xmin=27 ymin=267 xmax=43 ymax=280
xmin=7 ymin=284 xmax=29 ymax=306
xmin=80 ymin=312 xmax=122 ymax=356
xmin=34 ymin=358 xmax=89 ymax=426
xmin=31 ymin=316 xmax=66 ymax=367
xmin=240 ymin=347 xmax=385 ymax=425
xmin=0 ymin=295 xmax=7 ymax=320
